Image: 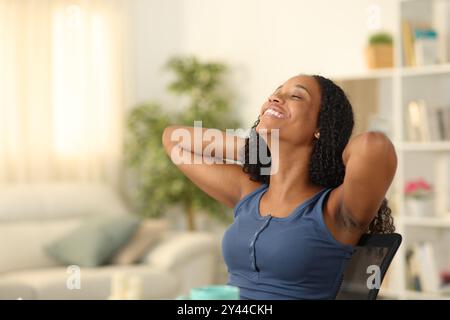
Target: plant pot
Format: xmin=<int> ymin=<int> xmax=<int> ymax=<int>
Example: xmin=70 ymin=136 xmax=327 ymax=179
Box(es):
xmin=406 ymin=197 xmax=434 ymax=217
xmin=365 ymin=44 xmax=393 ymax=69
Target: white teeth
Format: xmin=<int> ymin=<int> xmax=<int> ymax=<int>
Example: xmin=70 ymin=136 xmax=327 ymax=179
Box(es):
xmin=264 ymin=108 xmax=284 ymax=119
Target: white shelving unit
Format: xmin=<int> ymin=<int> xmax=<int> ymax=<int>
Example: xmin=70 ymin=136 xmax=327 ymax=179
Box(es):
xmin=401 ymin=215 xmax=450 ymax=228
xmin=333 ymin=0 xmax=450 ymax=300
xmin=400 ymin=141 xmax=450 ymax=151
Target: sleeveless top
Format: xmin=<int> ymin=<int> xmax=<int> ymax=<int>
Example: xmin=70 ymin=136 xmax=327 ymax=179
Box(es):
xmin=222 ymin=184 xmax=355 ymax=300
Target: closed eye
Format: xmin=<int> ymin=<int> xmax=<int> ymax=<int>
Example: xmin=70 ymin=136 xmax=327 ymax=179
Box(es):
xmin=291 ymin=95 xmax=302 ymax=100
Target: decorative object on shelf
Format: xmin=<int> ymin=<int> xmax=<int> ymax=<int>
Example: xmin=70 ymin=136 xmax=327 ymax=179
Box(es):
xmin=404 ymin=177 xmax=434 ymax=217
xmin=125 ymin=56 xmax=240 ymax=230
xmin=365 ymin=31 xmax=393 ymax=69
xmin=406 ymin=100 xmax=445 ymax=142
xmin=406 ymin=242 xmax=450 ymax=295
xmin=414 ymin=28 xmax=439 ymax=66
xmin=402 ymin=19 xmax=440 ymax=67
xmin=407 ymin=241 xmax=440 ymax=293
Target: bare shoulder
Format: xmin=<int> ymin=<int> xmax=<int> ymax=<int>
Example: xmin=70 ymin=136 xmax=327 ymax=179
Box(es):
xmin=239 ymin=176 xmax=264 ymax=201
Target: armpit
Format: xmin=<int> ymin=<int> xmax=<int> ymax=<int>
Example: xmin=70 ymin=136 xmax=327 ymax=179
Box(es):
xmin=336 ymin=201 xmax=370 ymax=232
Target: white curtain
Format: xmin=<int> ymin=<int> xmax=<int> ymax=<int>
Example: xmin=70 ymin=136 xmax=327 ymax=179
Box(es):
xmin=0 ymin=0 xmax=126 ymax=185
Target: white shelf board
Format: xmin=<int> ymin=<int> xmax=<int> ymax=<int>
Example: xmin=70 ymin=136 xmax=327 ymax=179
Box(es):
xmin=404 ymin=290 xmax=450 ymax=300
xmin=330 ymin=63 xmax=450 ymax=82
xmin=377 ymin=288 xmax=402 ymax=300
xmin=379 ymin=287 xmax=450 ymax=300
xmin=400 ymin=0 xmax=450 ymax=4
xmin=400 ymin=63 xmax=450 ymax=77
xmin=330 ymin=68 xmax=394 ymax=81
xmin=401 ymin=215 xmax=450 ymax=228
xmin=399 ymin=141 xmax=450 ymax=152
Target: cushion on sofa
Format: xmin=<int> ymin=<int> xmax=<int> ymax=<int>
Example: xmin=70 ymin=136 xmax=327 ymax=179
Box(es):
xmin=111 ymin=219 xmax=168 ymax=265
xmin=144 ymin=232 xmax=217 ymax=270
xmin=44 ymin=215 xmax=140 ymax=267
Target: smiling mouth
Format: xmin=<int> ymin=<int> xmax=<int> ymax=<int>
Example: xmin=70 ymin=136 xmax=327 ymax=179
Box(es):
xmin=263 ymin=108 xmax=285 ymax=119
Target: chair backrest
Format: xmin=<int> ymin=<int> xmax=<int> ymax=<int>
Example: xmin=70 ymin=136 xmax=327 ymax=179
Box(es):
xmin=335 ymin=233 xmax=402 ymax=300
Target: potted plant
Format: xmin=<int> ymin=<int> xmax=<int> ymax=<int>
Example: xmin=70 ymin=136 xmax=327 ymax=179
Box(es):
xmin=366 ymin=31 xmax=394 ymax=69
xmin=404 ymin=177 xmax=434 ymax=217
xmin=124 ymin=56 xmax=241 ymax=230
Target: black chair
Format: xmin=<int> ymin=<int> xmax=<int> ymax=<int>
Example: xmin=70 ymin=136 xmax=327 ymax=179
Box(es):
xmin=335 ymin=233 xmax=402 ymax=300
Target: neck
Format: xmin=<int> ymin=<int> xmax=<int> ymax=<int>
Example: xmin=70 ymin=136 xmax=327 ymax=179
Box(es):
xmin=266 ymin=140 xmax=322 ymax=201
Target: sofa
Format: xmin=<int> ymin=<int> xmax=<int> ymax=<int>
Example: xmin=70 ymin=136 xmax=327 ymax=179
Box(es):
xmin=0 ymin=182 xmax=222 ymax=300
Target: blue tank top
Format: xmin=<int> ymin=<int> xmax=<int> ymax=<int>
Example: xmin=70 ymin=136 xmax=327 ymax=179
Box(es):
xmin=222 ymin=184 xmax=355 ymax=300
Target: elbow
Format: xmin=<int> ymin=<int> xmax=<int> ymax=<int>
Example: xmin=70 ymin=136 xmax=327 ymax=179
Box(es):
xmin=162 ymin=126 xmax=170 ymax=146
xmin=363 ymin=132 xmax=398 ymax=177
xmin=162 ymin=126 xmax=176 ymax=153
xmin=343 ymin=132 xmax=394 ymax=166
xmin=346 ymin=132 xmax=398 ymax=177
xmin=362 ymin=131 xmax=390 ymax=146
xmin=363 ymin=132 xmax=397 ymax=160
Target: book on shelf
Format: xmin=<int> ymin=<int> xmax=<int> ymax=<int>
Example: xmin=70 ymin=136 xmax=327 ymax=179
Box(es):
xmin=402 ymin=20 xmax=417 ymax=67
xmin=402 ymin=20 xmax=440 ymax=67
xmin=406 ymin=241 xmax=450 ymax=295
xmin=406 ymin=100 xmax=450 ymax=142
xmin=436 ymin=107 xmax=450 ymax=141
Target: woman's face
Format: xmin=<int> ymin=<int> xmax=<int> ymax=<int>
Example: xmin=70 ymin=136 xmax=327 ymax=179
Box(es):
xmin=256 ymin=75 xmax=322 ymax=146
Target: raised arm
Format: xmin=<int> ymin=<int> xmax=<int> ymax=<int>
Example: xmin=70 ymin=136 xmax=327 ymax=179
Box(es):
xmin=162 ymin=125 xmax=260 ymax=208
xmin=163 ymin=125 xmax=245 ymax=161
xmin=338 ymin=132 xmax=397 ymax=228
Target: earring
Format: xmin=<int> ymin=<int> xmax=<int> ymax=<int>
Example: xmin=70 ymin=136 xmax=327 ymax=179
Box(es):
xmin=314 ymin=132 xmax=320 ymax=139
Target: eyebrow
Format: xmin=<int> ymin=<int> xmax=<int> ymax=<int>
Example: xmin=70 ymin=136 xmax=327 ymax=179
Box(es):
xmin=294 ymin=84 xmax=311 ymax=97
xmin=275 ymin=84 xmax=311 ymax=97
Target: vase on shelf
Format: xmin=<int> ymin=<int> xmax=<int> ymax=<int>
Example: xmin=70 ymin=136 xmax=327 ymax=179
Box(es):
xmin=365 ymin=32 xmax=394 ymax=69
xmin=366 ymin=44 xmax=393 ymax=69
xmin=405 ymin=197 xmax=434 ymax=217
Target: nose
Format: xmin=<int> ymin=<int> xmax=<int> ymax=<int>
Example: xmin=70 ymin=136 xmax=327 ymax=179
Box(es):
xmin=268 ymin=92 xmax=283 ymax=104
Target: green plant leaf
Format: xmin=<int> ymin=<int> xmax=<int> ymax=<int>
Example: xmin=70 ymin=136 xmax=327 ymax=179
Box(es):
xmin=124 ymin=56 xmax=240 ymax=226
xmin=368 ymin=32 xmax=393 ymax=45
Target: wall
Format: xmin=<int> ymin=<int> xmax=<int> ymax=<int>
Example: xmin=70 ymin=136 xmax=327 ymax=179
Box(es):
xmin=128 ymin=0 xmax=396 ymax=126
xmin=127 ymin=0 xmax=185 ymax=110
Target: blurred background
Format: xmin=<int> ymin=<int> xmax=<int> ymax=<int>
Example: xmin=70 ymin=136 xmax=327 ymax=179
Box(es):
xmin=1 ymin=0 xmax=450 ymax=300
